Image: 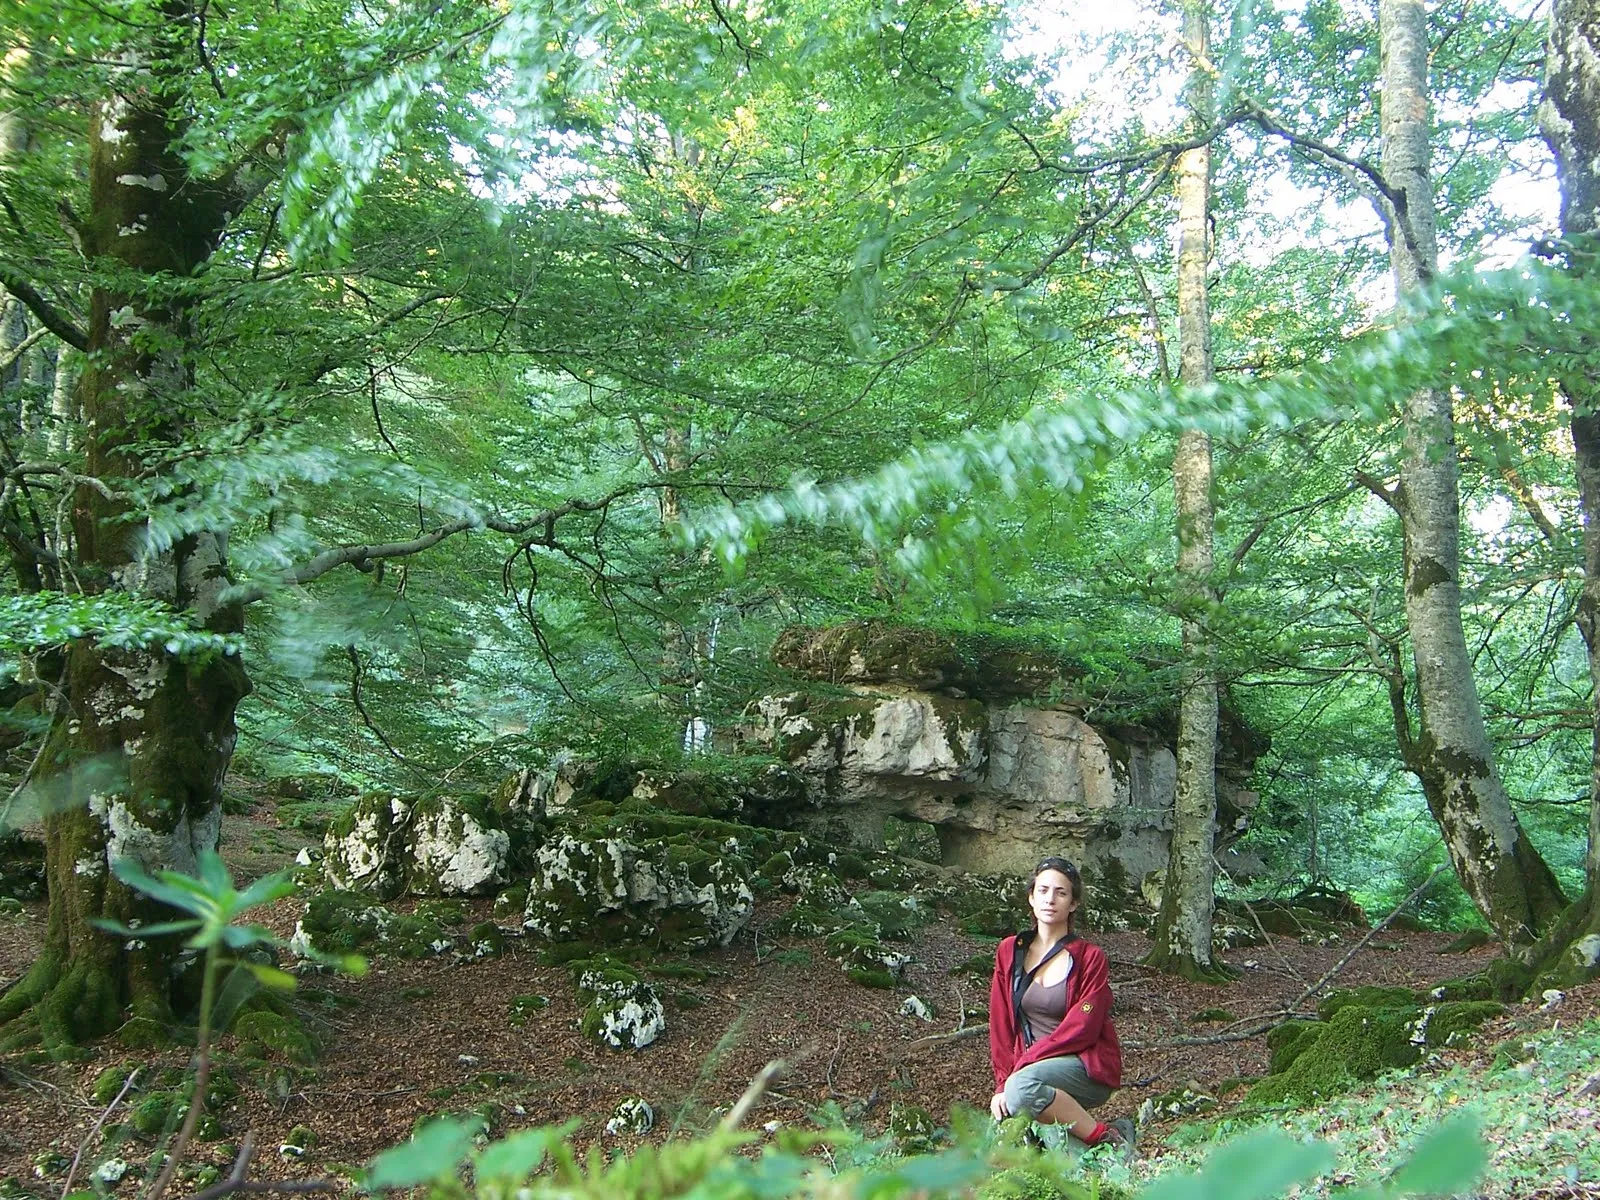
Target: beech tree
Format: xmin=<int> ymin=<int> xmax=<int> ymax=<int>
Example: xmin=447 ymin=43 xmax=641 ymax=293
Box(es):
xmin=1524 ymin=0 xmax=1600 ymax=987
xmin=1146 ymin=0 xmax=1229 ymax=982
xmin=1366 ymin=0 xmax=1569 ymax=946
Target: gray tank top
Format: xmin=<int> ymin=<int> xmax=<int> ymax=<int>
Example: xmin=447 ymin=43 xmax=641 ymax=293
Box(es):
xmin=1020 ymin=970 xmax=1070 ymax=1040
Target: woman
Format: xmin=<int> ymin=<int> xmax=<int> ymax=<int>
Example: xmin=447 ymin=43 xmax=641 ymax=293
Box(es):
xmin=988 ymin=857 xmax=1131 ymax=1149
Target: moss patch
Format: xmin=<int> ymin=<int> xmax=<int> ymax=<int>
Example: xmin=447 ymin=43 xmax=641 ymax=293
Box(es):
xmin=233 ymin=1011 xmax=318 ymax=1065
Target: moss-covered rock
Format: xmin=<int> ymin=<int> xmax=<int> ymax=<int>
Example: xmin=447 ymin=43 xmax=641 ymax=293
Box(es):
xmin=1316 ymin=987 xmax=1419 ymax=1021
xmin=1266 ymin=1020 xmax=1323 ymax=1075
xmin=407 ymin=795 xmax=512 ymax=895
xmin=129 ymin=1090 xmax=185 ymax=1136
xmin=233 ymin=1011 xmax=317 ymax=1065
xmin=290 ymin=890 xmax=455 ymax=961
xmin=572 ymin=961 xmax=666 ymax=1050
xmin=770 ymin=621 xmax=1078 ymax=700
xmin=322 ymin=794 xmax=409 ymax=898
xmin=854 ymin=890 xmax=927 ymax=941
xmin=824 ymin=927 xmax=908 ymax=986
xmin=467 ymin=922 xmax=506 ymax=959
xmin=1135 ymin=1083 xmax=1216 ymax=1124
xmin=1250 ymin=1005 xmax=1421 ymax=1104
xmin=524 ymin=825 xmax=754 ymax=950
xmin=1251 ymin=999 xmax=1503 ymax=1105
xmin=92 ymin=1063 xmax=139 ymax=1105
xmin=888 ymin=1102 xmax=937 ymax=1152
xmin=323 ymin=793 xmax=531 ymax=898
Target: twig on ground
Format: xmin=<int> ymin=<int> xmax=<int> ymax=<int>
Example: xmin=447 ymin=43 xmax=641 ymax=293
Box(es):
xmin=180 ymin=1132 xmax=337 ymax=1200
xmin=1125 ymin=866 xmax=1449 ymax=1050
xmin=1285 ymin=864 xmax=1446 ymax=1015
xmin=907 ymin=1024 xmax=986 ymax=1052
xmin=825 ymin=1027 xmax=846 ymax=1098
xmin=63 ymin=1068 xmax=141 ymax=1197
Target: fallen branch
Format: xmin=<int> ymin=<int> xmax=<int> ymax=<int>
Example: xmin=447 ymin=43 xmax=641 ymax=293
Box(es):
xmin=907 ymin=1024 xmax=985 ymax=1052
xmin=1285 ymin=864 xmax=1446 ymax=1015
xmin=1124 ymin=866 xmax=1451 ymax=1050
xmin=62 ymin=1068 xmax=141 ymax=1198
xmin=181 ymin=1133 xmax=337 ymax=1200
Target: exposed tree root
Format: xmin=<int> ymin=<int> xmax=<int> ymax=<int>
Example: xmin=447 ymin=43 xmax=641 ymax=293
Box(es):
xmin=1525 ymin=886 xmax=1600 ymax=995
xmin=0 ymin=949 xmax=122 ymax=1057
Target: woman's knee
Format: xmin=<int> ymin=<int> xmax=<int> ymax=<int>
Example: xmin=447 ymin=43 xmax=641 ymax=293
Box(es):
xmin=1002 ymin=1071 xmax=1054 ymax=1118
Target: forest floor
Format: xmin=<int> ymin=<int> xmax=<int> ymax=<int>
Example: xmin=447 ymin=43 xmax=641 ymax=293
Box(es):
xmin=1 ymin=802 xmax=1597 ymax=1197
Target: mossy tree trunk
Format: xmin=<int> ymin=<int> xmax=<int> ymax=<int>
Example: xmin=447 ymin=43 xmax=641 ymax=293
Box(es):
xmin=1147 ymin=0 xmax=1230 ymax=983
xmin=1523 ymin=0 xmax=1600 ymax=992
xmin=1376 ymin=0 xmax=1568 ymax=948
xmin=0 ymin=4 xmax=250 ymax=1053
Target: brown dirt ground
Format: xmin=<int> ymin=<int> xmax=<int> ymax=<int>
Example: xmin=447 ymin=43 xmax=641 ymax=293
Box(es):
xmin=0 ymin=813 xmax=1593 ymax=1194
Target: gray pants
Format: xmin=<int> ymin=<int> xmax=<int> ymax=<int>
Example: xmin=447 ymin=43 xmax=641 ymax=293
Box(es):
xmin=1002 ymin=1055 xmax=1114 ymax=1119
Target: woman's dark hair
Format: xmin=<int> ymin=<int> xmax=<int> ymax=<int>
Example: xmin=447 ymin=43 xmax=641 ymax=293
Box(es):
xmin=1030 ymin=857 xmax=1083 ymax=906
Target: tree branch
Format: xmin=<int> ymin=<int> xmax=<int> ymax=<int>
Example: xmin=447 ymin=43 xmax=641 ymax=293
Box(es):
xmin=229 ymin=482 xmax=665 ymax=606
xmin=0 ymin=265 xmax=87 ymax=351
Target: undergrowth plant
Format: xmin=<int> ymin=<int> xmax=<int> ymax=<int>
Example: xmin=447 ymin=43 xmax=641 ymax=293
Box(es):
xmin=362 ymin=1101 xmax=1486 ymax=1200
xmin=93 ymin=852 xmax=363 ymax=1200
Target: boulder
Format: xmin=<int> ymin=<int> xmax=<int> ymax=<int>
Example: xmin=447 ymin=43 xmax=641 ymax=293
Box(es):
xmin=524 ymin=828 xmax=755 ymax=950
xmin=573 ymin=961 xmax=666 ymax=1050
xmin=289 ymin=890 xmax=459 ymax=961
xmin=771 ymin=621 xmax=1076 ymax=698
xmin=323 ymin=793 xmax=528 ymax=898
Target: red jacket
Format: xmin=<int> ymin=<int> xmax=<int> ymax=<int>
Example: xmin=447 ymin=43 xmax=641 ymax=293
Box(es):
xmin=989 ymin=932 xmax=1122 ymax=1089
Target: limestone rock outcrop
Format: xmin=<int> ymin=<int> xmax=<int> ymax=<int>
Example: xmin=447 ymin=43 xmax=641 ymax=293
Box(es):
xmin=742 ymin=621 xmax=1263 ymax=885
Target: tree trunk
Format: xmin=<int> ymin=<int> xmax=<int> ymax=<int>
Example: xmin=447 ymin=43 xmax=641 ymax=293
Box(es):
xmin=1524 ymin=0 xmax=1600 ymax=990
xmin=0 ymin=10 xmax=249 ymax=1053
xmin=1378 ymin=0 xmax=1567 ymax=947
xmin=1146 ymin=0 xmax=1229 ymax=981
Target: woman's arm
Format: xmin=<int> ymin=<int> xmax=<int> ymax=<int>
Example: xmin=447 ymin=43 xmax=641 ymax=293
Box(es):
xmin=988 ymin=939 xmax=1015 ymax=1087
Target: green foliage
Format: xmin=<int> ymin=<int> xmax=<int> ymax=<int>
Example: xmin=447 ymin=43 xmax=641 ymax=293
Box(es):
xmin=355 ymin=1106 xmax=1492 ymax=1199
xmin=0 ymin=593 xmax=241 ymax=667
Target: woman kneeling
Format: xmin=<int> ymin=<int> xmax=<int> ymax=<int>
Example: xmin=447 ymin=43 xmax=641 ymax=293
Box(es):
xmin=988 ymin=857 xmax=1130 ymax=1149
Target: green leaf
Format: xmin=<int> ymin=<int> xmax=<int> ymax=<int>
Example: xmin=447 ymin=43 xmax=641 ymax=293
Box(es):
xmin=1140 ymin=1130 xmax=1334 ymax=1200
xmin=90 ymin=918 xmax=203 ymax=940
xmin=237 ymin=869 xmax=297 ymax=910
xmin=1388 ymin=1117 xmax=1485 ymax=1196
xmin=110 ymin=858 xmax=224 ymax=923
xmin=472 ymin=1120 xmax=579 ymax=1181
xmin=366 ymin=1116 xmax=476 ymax=1189
xmin=245 ymin=963 xmax=299 ymax=992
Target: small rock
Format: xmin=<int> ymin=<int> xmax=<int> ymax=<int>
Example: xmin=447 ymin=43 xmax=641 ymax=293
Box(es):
xmin=1242 ymin=960 xmax=1261 ymax=969
xmin=1539 ymin=988 xmax=1565 ymax=1012
xmin=458 ymin=1054 xmax=479 ymax=1066
xmin=604 ymin=1098 xmax=655 ymax=1136
xmin=899 ymin=995 xmax=934 ymax=1022
xmin=94 ymin=1159 xmax=129 ymax=1185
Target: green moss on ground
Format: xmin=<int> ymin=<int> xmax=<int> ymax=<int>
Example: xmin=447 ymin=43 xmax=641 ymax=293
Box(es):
xmin=1252 ymin=999 xmax=1503 ymax=1105
xmin=1316 ymin=987 xmax=1420 ymax=1021
xmin=232 ymin=1011 xmax=318 ymax=1065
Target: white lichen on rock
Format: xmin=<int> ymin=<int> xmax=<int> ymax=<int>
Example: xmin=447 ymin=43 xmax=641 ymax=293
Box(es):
xmin=524 ymin=832 xmax=753 ymax=949
xmin=576 ymin=967 xmax=666 ymax=1051
xmin=604 ymin=1098 xmax=656 ymax=1135
xmin=409 ymin=799 xmax=510 ymax=895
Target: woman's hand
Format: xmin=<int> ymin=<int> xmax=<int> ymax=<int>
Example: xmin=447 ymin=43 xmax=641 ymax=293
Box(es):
xmin=989 ymin=1092 xmax=1009 ymax=1121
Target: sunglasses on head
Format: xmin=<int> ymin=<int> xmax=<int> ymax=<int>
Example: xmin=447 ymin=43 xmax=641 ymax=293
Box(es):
xmin=1035 ymin=857 xmax=1079 ymax=877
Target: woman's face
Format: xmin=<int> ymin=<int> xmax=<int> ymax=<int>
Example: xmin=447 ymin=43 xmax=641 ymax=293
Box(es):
xmin=1029 ymin=868 xmax=1079 ymax=927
